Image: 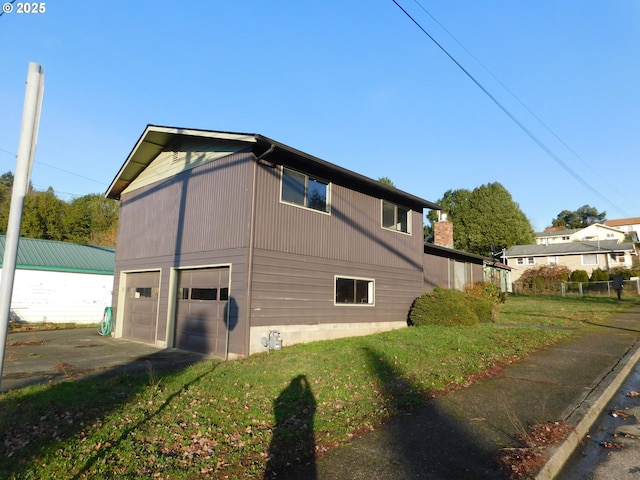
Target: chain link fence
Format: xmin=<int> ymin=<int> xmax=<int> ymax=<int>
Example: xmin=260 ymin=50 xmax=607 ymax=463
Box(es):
xmin=512 ymin=278 xmax=640 ymax=297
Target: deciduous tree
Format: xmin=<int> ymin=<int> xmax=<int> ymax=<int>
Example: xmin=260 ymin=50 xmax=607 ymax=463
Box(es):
xmin=427 ymin=182 xmax=534 ymax=256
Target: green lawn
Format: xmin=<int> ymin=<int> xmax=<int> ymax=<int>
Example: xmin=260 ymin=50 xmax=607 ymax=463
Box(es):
xmin=0 ymin=296 xmax=633 ymax=479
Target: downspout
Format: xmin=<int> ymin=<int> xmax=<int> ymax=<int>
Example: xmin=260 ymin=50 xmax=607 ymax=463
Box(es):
xmin=239 ymin=144 xmax=275 ymax=359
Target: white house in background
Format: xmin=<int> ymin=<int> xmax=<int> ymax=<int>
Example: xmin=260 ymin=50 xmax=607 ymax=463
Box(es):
xmin=604 ymin=217 xmax=640 ymax=242
xmin=535 ymin=223 xmax=626 ymax=245
xmin=503 ymin=240 xmax=637 ymax=283
xmin=0 ymin=236 xmax=115 ymax=324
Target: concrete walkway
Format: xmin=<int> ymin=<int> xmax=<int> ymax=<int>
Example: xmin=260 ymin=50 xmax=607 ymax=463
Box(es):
xmin=283 ymin=303 xmax=640 ymax=479
xmin=2 ymin=304 xmax=640 ymax=478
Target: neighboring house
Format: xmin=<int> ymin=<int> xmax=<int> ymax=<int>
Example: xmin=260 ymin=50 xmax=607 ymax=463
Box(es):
xmin=106 ymin=125 xmax=442 ymax=358
xmin=536 ymin=224 xmax=625 ymax=245
xmin=604 ymin=217 xmax=640 ymax=242
xmin=0 ymin=236 xmax=115 ymax=324
xmin=503 ymin=240 xmax=637 ymax=282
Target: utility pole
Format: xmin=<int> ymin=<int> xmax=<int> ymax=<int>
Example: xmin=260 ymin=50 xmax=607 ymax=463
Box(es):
xmin=0 ymin=63 xmax=44 ymax=388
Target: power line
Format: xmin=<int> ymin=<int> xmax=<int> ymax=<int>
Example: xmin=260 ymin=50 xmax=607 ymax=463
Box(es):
xmin=411 ymin=0 xmax=635 ymax=210
xmin=0 ymin=146 xmax=107 ymax=186
xmin=0 ymin=0 xmax=16 ymax=18
xmin=392 ymin=0 xmax=630 ymax=217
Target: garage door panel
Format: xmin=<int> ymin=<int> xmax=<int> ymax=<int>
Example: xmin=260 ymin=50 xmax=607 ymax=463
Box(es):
xmin=123 ymin=272 xmax=160 ymax=344
xmin=175 ymin=267 xmax=230 ymax=356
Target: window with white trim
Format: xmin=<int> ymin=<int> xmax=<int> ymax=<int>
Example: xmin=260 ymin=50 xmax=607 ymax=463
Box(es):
xmin=281 ymin=167 xmax=329 ymax=213
xmin=382 ymin=200 xmax=411 ymax=234
xmin=516 ymin=258 xmax=524 ymax=265
xmin=547 ymin=256 xmax=558 ymax=264
xmin=582 ymin=254 xmax=598 ymax=265
xmin=335 ymin=276 xmax=374 ymax=305
xmin=527 ymin=257 xmax=535 ymax=265
xmin=610 ymin=253 xmax=625 ymax=264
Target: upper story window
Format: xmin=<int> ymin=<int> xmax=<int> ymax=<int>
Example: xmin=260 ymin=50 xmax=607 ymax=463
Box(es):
xmin=281 ymin=167 xmax=329 ymax=213
xmin=527 ymin=257 xmax=535 ymax=265
xmin=382 ymin=200 xmax=411 ymax=234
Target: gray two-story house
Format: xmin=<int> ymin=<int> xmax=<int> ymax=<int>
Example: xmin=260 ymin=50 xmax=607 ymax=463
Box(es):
xmin=106 ymin=125 xmax=441 ymax=358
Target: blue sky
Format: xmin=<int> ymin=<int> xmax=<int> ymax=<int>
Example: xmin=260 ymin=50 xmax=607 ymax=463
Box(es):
xmin=1 ymin=1 xmax=638 ymax=231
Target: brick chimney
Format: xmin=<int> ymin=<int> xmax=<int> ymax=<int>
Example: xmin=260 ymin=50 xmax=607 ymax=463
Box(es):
xmin=433 ymin=214 xmax=454 ymax=248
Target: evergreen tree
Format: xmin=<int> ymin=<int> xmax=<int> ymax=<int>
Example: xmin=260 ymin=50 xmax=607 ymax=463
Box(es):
xmin=551 ymin=205 xmax=606 ymax=229
xmin=65 ymin=193 xmax=119 ymax=245
xmin=378 ymin=177 xmax=396 ymax=187
xmin=20 ymin=188 xmax=67 ymax=240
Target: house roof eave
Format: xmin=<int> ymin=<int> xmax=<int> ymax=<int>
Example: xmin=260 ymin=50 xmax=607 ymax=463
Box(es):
xmin=254 ymin=135 xmax=441 ymax=211
xmin=105 ymin=125 xmax=258 ymax=200
xmin=106 ymin=125 xmax=441 ymax=211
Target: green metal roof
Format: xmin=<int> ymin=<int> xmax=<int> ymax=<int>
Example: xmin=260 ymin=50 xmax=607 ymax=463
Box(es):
xmin=0 ymin=236 xmax=115 ymax=275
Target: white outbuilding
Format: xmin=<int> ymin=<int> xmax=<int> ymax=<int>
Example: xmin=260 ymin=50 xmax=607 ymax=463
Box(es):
xmin=0 ymin=236 xmax=114 ymax=324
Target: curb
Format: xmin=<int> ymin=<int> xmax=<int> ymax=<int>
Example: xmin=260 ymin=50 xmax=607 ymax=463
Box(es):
xmin=535 ymin=336 xmax=640 ymax=479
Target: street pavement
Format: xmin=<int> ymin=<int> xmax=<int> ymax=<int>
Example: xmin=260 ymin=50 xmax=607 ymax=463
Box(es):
xmin=557 ymin=359 xmax=640 ymax=479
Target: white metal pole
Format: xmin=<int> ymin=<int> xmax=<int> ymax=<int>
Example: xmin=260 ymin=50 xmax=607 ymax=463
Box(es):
xmin=0 ymin=62 xmax=44 ymax=388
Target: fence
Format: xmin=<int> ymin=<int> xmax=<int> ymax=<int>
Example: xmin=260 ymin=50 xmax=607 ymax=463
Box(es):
xmin=512 ymin=278 xmax=640 ymax=297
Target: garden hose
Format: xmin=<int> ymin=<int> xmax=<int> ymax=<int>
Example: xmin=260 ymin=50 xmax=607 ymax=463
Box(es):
xmin=98 ymin=306 xmax=113 ymax=336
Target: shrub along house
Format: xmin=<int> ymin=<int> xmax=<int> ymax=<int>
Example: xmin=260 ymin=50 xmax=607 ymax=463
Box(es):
xmin=106 ymin=125 xmax=441 ymax=358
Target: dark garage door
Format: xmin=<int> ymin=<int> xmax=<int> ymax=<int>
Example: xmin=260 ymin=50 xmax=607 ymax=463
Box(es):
xmin=175 ymin=267 xmax=230 ymax=356
xmin=123 ymin=271 xmax=160 ymax=344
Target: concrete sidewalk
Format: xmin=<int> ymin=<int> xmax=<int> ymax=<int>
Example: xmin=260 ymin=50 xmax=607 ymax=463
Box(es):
xmin=283 ymin=303 xmax=640 ymax=479
xmin=2 ymin=305 xmax=640 ymax=478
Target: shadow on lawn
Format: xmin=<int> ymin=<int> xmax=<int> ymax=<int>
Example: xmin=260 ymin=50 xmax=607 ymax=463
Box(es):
xmin=359 ymin=347 xmax=507 ymax=479
xmin=0 ymin=349 xmax=215 ymax=479
xmin=282 ymin=346 xmax=507 ymax=479
xmin=265 ymin=374 xmax=317 ymax=479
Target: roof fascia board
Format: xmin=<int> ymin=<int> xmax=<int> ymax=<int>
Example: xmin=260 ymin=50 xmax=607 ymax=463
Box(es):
xmin=106 ymin=125 xmax=441 ymax=210
xmin=105 ymin=125 xmax=258 ymax=199
xmin=255 ymin=134 xmax=441 ymax=210
xmin=506 ymin=246 xmax=634 ymax=257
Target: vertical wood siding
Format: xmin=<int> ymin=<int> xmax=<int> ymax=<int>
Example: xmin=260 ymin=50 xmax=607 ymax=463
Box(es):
xmin=116 ymin=149 xmax=253 ymax=260
xmin=113 ymin=141 xmax=431 ymax=356
xmin=252 ymin=162 xmax=424 ymax=271
xmin=249 ymin=249 xmax=422 ymax=327
xmin=423 ymin=253 xmax=449 ymax=291
xmin=113 ymin=146 xmax=255 ymax=357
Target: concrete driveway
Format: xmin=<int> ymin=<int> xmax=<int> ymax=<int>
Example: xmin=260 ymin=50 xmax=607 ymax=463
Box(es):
xmin=1 ymin=328 xmax=207 ymax=392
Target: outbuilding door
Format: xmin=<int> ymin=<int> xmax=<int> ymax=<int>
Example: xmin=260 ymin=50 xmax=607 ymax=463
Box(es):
xmin=122 ymin=271 xmax=160 ymax=344
xmin=175 ymin=267 xmax=230 ymax=356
